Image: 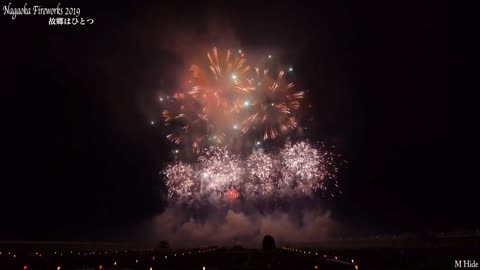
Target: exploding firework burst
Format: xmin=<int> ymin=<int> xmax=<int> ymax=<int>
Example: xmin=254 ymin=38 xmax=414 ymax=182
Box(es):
xmin=161 ymin=93 xmax=211 ymax=153
xmin=189 ymin=47 xmax=255 ymax=111
xmin=244 ymin=152 xmax=277 ymax=197
xmin=163 ymin=162 xmax=196 ymax=200
xmin=280 ymin=141 xmax=338 ymax=194
xmin=162 ymin=141 xmax=341 ymax=203
xmin=159 ymin=47 xmax=305 ymax=153
xmin=158 ymin=47 xmax=343 ymax=204
xmin=198 ymin=146 xmax=244 ymax=197
xmin=241 ymin=67 xmax=304 ymax=140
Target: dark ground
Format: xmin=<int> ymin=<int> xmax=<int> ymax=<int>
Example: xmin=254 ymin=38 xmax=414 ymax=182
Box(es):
xmin=1 ymin=236 xmax=479 ymax=270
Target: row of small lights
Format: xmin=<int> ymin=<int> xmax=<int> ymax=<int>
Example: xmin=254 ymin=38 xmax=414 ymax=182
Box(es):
xmin=1 ymin=250 xmax=156 ymax=257
xmin=0 ymin=251 xmax=16 ymax=258
xmin=282 ymin=247 xmax=359 ymax=270
xmin=1 ymin=248 xmax=217 ymax=270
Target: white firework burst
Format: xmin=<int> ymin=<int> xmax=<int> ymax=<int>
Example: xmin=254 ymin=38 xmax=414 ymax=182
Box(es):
xmin=280 ymin=141 xmax=323 ymax=193
xmin=198 ymin=146 xmax=244 ymax=195
xmin=163 ymin=162 xmax=196 ymax=200
xmin=245 ymin=152 xmax=277 ymax=197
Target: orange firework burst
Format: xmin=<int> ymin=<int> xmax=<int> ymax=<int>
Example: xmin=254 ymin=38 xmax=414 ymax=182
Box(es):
xmin=241 ymin=67 xmax=304 ymax=140
xmin=189 ymin=47 xmax=255 ymax=112
xmin=161 ymin=93 xmax=211 ymax=153
xmin=159 ymin=47 xmax=304 ymax=152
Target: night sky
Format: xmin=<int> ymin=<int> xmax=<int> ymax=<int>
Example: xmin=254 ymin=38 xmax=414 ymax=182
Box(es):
xmin=2 ymin=1 xmax=470 ymax=241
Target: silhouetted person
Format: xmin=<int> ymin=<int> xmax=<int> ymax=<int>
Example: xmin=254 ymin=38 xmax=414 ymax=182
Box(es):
xmin=262 ymin=235 xmax=276 ymax=251
xmin=157 ymin=240 xmax=169 ymax=249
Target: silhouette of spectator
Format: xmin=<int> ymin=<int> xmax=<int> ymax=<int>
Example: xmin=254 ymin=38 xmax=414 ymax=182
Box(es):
xmin=157 ymin=240 xmax=169 ymax=249
xmin=262 ymin=235 xmax=276 ymax=251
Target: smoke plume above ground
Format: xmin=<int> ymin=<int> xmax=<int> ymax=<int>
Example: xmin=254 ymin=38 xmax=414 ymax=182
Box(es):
xmin=149 ymin=206 xmax=335 ymax=248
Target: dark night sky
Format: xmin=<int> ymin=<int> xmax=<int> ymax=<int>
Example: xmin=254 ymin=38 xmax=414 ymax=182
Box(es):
xmin=1 ymin=1 xmax=470 ymax=241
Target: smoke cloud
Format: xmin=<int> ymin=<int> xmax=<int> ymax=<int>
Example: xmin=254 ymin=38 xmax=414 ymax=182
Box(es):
xmin=148 ymin=206 xmax=335 ymax=248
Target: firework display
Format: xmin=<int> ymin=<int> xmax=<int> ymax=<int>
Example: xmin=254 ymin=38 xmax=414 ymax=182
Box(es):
xmin=198 ymin=146 xmax=244 ymax=196
xmin=279 ymin=141 xmax=337 ymax=194
xmin=158 ymin=47 xmax=343 ymax=203
xmin=244 ymin=152 xmax=277 ymax=197
xmin=160 ymin=47 xmax=304 ymax=152
xmin=164 ymin=161 xmax=196 ymax=200
xmin=241 ymin=68 xmax=304 ymax=140
xmin=163 ymin=143 xmax=340 ymax=203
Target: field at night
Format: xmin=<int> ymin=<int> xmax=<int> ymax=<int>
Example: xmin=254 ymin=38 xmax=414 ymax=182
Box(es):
xmin=2 ymin=234 xmax=479 ymax=269
xmin=2 ymin=1 xmax=473 ymax=270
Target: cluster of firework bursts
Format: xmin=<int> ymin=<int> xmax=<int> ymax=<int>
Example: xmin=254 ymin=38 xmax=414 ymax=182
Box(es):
xmin=158 ymin=47 xmax=343 ymax=203
xmin=163 ymin=141 xmax=340 ymax=204
xmin=159 ymin=47 xmax=304 ymax=153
